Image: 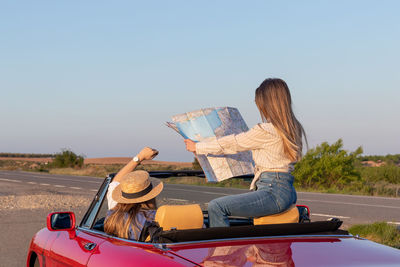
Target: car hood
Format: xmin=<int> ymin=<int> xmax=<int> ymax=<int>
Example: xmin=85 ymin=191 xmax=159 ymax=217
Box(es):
xmin=166 ymin=236 xmax=400 ymax=267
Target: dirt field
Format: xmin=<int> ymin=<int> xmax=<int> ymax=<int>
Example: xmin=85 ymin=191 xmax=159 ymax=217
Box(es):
xmin=0 ymin=157 xmax=192 ymax=167
xmin=85 ymin=157 xmax=192 ymax=167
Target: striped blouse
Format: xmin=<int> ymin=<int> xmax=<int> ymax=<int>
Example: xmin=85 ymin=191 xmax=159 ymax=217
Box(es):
xmin=195 ymin=122 xmax=295 ymax=190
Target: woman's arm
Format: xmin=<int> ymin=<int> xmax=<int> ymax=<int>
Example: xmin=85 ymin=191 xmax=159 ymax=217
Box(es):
xmin=107 ymin=147 xmax=158 ymax=210
xmin=113 ymin=147 xmax=158 ymax=183
xmin=185 ymin=124 xmax=270 ymax=155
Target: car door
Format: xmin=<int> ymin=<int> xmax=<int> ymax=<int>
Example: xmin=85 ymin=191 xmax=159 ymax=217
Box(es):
xmin=45 ymin=230 xmax=107 ymax=267
xmin=43 ymin=175 xmax=112 ymax=266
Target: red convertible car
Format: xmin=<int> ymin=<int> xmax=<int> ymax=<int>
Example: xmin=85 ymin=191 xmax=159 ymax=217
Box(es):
xmin=27 ymin=171 xmax=400 ymax=266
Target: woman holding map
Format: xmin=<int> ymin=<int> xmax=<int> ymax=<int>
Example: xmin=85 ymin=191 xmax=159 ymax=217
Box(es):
xmin=184 ymin=78 xmax=307 ymax=227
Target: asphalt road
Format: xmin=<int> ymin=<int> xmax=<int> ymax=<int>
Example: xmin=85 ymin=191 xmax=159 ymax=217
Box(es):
xmin=1 ymin=170 xmax=399 ymax=227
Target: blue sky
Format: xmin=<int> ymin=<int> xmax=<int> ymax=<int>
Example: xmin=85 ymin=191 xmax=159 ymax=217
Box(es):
xmin=1 ymin=1 xmax=399 ymax=161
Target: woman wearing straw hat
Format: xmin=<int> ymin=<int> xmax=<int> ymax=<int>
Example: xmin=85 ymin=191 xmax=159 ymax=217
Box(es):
xmin=104 ymin=147 xmax=163 ymax=240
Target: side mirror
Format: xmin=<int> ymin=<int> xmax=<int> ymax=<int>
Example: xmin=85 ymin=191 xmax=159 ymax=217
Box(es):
xmin=296 ymin=205 xmax=311 ymax=223
xmin=47 ymin=212 xmax=76 ymax=238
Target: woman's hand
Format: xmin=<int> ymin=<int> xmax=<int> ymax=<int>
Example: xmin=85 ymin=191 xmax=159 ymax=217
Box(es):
xmin=184 ymin=139 xmax=197 ymax=153
xmin=137 ymin=147 xmax=159 ymax=161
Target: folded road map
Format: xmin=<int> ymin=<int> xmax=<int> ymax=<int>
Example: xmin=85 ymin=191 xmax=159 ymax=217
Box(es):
xmin=167 ymin=107 xmax=254 ymax=182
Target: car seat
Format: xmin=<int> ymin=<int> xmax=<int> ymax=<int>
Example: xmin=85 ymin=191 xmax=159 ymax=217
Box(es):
xmin=155 ymin=204 xmax=204 ymax=230
xmin=253 ymin=205 xmax=300 ymax=225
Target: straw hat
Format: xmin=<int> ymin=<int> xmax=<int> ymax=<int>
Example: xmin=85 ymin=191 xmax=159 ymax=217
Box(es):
xmin=112 ymin=170 xmax=163 ymax=204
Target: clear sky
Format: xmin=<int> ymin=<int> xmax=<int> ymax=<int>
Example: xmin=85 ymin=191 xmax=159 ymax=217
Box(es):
xmin=1 ymin=1 xmax=399 ymax=161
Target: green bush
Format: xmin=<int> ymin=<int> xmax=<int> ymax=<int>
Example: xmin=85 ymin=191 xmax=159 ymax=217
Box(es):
xmin=293 ymin=139 xmax=362 ymax=190
xmin=52 ymin=149 xmax=84 ymax=168
xmin=192 ymin=157 xmax=202 ymax=170
xmin=358 ymin=163 xmax=400 ymax=184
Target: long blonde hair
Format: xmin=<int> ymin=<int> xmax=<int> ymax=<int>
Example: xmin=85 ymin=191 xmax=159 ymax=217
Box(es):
xmin=255 ymin=78 xmax=307 ymax=161
xmin=104 ymin=199 xmax=156 ymax=239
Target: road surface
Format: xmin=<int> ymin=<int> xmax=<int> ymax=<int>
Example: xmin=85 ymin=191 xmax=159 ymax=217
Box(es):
xmin=1 ymin=170 xmax=399 ymax=226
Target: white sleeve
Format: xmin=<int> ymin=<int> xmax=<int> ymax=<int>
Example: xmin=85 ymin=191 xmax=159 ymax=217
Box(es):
xmin=196 ymin=124 xmax=269 ymax=155
xmin=107 ymin=181 xmax=120 ymax=210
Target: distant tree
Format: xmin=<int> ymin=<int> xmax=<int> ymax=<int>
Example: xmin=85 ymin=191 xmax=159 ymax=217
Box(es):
xmin=52 ymin=149 xmax=84 ymax=168
xmin=358 ymin=154 xmax=400 ymax=165
xmin=0 ymin=152 xmax=54 ymax=158
xmin=385 ymin=154 xmax=400 ymax=165
xmin=192 ymin=157 xmax=202 ymax=170
xmin=293 ymin=139 xmax=363 ymax=189
xmin=360 ymin=163 xmax=400 ymax=185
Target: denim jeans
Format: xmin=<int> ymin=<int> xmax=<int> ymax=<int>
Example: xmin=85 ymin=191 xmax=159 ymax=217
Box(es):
xmin=207 ymin=172 xmax=297 ymax=227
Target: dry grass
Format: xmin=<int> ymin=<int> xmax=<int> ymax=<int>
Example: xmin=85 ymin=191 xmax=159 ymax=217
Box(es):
xmin=0 ymin=157 xmax=193 ymax=179
xmin=85 ymin=157 xmax=192 ymax=168
xmin=49 ymin=165 xmax=123 ymax=178
xmin=48 ymin=163 xmax=193 ymax=178
xmin=0 ymin=156 xmax=191 ymax=166
xmin=349 ymin=222 xmax=400 ymax=249
xmin=163 ymin=176 xmax=251 ymax=189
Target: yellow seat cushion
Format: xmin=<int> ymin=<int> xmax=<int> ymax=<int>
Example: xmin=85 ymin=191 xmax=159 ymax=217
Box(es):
xmin=155 ymin=204 xmax=204 ymax=231
xmin=253 ymin=205 xmax=299 ymax=225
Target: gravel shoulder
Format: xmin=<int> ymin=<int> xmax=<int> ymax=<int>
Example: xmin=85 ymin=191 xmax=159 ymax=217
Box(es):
xmin=0 ymin=180 xmax=93 ymax=267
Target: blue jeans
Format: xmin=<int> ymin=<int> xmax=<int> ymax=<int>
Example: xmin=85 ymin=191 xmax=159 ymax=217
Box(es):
xmin=207 ymin=172 xmax=297 ymax=227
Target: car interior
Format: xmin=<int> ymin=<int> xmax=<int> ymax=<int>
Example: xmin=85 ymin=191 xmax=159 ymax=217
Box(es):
xmin=86 ymin=173 xmax=348 ymax=244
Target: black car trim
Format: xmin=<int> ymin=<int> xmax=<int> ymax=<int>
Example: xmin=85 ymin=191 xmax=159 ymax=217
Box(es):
xmin=80 ymin=175 xmax=113 ymax=228
xmin=77 ymin=226 xmax=352 ymax=247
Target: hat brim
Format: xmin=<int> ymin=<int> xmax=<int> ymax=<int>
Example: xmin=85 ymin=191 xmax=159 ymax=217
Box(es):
xmin=112 ymin=177 xmax=163 ymax=204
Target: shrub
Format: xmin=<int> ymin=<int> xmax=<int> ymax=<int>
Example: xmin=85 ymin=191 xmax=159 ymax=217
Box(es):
xmin=358 ymin=163 xmax=400 ymax=184
xmin=293 ymin=139 xmax=362 ymax=190
xmin=192 ymin=157 xmax=202 ymax=170
xmin=52 ymin=149 xmax=84 ymax=168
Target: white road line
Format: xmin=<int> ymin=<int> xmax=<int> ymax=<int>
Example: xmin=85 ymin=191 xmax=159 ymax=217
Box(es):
xmin=312 ymin=213 xmax=350 ymax=219
xmin=54 ymin=185 xmax=66 ymax=188
xmin=300 ymin=198 xmax=400 ymax=210
xmin=299 ymin=191 xmax=400 ymax=201
xmin=168 ymin=198 xmax=188 ymax=202
xmin=70 ymin=187 xmax=82 ymax=190
xmin=90 ymin=189 xmax=98 ymax=192
xmin=27 ymin=182 xmax=37 ymax=184
xmin=0 ymin=173 xmax=101 ymax=184
xmin=28 ymin=175 xmax=101 ymax=184
xmin=388 ymin=221 xmax=400 ymax=225
xmin=0 ymin=178 xmax=22 ymax=183
xmin=40 ymin=183 xmax=50 ymax=186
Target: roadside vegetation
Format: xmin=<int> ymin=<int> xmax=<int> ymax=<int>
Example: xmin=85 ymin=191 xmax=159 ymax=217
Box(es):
xmin=293 ymin=139 xmax=400 ymax=197
xmin=52 ymin=149 xmax=84 ymax=168
xmin=349 ymin=222 xmax=400 ymax=249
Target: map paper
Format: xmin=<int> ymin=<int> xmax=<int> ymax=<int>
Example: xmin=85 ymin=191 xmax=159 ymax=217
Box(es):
xmin=167 ymin=107 xmax=254 ymax=182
